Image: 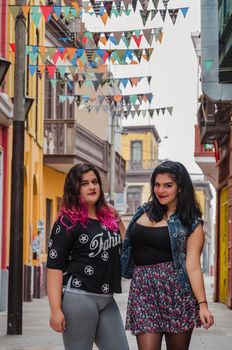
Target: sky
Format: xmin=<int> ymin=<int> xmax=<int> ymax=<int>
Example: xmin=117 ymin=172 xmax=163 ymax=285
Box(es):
xmin=84 ymin=0 xmax=202 ymax=173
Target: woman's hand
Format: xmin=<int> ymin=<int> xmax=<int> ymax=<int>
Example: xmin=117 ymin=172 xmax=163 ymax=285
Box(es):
xmin=199 ymin=304 xmax=214 ymax=330
xmin=50 ymin=308 xmax=66 ymax=333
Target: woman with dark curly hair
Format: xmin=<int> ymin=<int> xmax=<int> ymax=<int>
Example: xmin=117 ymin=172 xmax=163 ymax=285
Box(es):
xmin=47 ymin=163 xmax=129 ymax=350
xmin=121 ymin=160 xmax=214 ymax=350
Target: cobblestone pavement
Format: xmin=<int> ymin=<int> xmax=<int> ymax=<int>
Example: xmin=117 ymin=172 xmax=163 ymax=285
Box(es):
xmin=0 ymin=276 xmax=232 ymax=349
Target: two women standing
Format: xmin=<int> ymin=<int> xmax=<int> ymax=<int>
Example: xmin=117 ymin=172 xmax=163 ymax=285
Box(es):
xmin=47 ymin=163 xmax=129 ymax=350
xmin=47 ymin=161 xmax=214 ymax=350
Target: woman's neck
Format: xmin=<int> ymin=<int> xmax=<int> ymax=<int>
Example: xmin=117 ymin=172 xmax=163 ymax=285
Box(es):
xmin=87 ymin=206 xmax=97 ymax=219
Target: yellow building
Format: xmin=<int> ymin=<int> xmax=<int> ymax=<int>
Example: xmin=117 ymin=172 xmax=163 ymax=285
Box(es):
xmin=120 ymin=125 xmax=160 ymax=215
xmin=7 ymin=2 xmax=47 ymax=300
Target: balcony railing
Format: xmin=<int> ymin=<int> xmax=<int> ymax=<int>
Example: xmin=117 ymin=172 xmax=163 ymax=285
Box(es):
xmin=44 ymin=119 xmax=76 ymax=155
xmin=194 ymin=125 xmax=215 ymax=157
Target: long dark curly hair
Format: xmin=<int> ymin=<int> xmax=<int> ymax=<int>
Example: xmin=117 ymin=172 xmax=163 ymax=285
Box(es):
xmin=60 ymin=163 xmax=118 ymax=231
xmin=148 ymin=160 xmax=202 ymax=228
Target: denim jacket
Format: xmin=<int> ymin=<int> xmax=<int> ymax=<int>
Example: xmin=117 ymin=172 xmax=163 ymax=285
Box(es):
xmin=121 ymin=202 xmax=203 ymax=293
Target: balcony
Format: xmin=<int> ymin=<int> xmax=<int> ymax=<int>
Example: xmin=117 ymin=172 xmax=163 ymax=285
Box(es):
xmin=126 ymin=159 xmax=160 ymax=183
xmin=194 ymin=124 xmax=218 ymax=187
xmin=43 ymin=118 xmax=125 ymax=192
xmin=197 ymin=97 xmax=231 ymax=146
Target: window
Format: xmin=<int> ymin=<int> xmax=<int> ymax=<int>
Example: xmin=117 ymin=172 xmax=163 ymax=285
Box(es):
xmin=127 ymin=186 xmax=142 ymax=214
xmin=131 ymin=141 xmax=142 ymax=161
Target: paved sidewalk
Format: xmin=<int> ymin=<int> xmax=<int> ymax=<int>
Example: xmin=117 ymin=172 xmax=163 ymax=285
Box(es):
xmin=0 ymin=276 xmax=232 ymax=349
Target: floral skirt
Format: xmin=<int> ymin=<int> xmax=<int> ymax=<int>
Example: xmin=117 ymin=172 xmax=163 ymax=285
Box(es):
xmin=125 ymin=261 xmax=202 ymax=335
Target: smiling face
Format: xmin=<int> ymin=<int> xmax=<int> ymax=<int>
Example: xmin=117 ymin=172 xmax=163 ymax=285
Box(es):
xmin=79 ymin=170 xmax=100 ymax=207
xmin=153 ymin=173 xmax=179 ymax=211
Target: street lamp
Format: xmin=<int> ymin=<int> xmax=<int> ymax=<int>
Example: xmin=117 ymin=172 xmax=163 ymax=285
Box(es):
xmin=11 ymin=95 xmax=34 ymax=120
xmin=0 ymin=55 xmax=11 ymax=86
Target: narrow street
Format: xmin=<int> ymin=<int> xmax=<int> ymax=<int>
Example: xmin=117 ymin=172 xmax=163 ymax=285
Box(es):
xmin=0 ymin=276 xmax=232 ymax=350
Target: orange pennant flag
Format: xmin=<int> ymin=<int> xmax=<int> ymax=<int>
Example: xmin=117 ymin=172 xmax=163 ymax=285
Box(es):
xmin=22 ymin=5 xmax=31 ymax=18
xmin=100 ymin=13 xmax=108 ymax=25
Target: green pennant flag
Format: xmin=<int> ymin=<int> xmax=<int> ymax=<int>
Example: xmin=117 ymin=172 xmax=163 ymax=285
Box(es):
xmin=31 ymin=13 xmax=42 ymax=28
xmin=203 ymin=59 xmax=214 ymax=72
xmin=9 ymin=5 xmax=20 ymax=20
xmin=50 ymin=79 xmax=57 ymax=88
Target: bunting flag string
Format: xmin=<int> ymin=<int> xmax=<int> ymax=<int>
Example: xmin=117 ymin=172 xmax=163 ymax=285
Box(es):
xmin=12 ymin=45 xmax=155 ymax=66
xmin=8 ymin=4 xmax=188 ymax=27
xmin=45 ymin=74 xmax=152 ymax=90
xmin=58 ymin=92 xmax=154 ymax=105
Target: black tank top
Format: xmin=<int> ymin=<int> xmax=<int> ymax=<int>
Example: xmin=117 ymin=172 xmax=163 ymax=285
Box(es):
xmin=129 ymin=222 xmax=173 ymax=266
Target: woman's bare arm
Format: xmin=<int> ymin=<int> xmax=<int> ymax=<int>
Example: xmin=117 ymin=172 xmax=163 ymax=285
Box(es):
xmin=186 ymin=224 xmax=214 ymax=329
xmin=47 ymin=268 xmax=66 ymax=333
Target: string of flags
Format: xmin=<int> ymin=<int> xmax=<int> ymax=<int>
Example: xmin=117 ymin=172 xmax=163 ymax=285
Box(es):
xmin=9 ymin=3 xmax=189 ymax=26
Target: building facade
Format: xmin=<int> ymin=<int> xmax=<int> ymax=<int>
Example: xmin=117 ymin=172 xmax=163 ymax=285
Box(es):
xmin=194 ymin=0 xmax=232 ymax=307
xmin=120 ymin=124 xmax=160 ymax=224
xmin=0 ymin=0 xmax=13 ymax=311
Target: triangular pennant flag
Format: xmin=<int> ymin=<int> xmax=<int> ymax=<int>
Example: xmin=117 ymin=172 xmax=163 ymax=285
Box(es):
xmin=161 ymin=107 xmax=166 ymax=114
xmin=50 ymin=78 xmax=57 ymax=88
xmin=140 ymin=10 xmax=150 ymax=26
xmin=41 ymin=5 xmax=53 ymax=22
xmin=92 ymin=32 xmax=101 ymax=46
xmin=121 ymin=78 xmax=129 ymax=88
xmin=156 ymin=108 xmax=160 ymax=115
xmin=59 ymin=95 xmax=67 ymax=103
xmin=159 ymin=9 xmax=167 ymax=22
xmin=91 ymin=0 xmax=101 ymax=16
xmin=46 ymin=65 xmax=56 ymax=78
xmin=203 ymin=59 xmax=214 ymax=72
xmin=114 ymin=31 xmax=123 ymax=45
xmin=142 ymin=110 xmax=147 ymax=118
xmin=168 ymin=9 xmax=179 ymax=25
xmin=151 ymin=0 xmax=159 ymax=9
xmin=150 ymin=9 xmax=158 ymax=20
xmin=148 ymin=109 xmax=154 ymax=118
xmin=31 ymin=12 xmax=42 ymax=28
xmin=38 ymin=65 xmax=45 ymax=75
xmin=146 ymin=93 xmax=153 ymax=104
xmin=92 ymin=80 xmax=100 ymax=91
xmin=22 ymin=5 xmax=30 ymax=18
xmin=100 ymin=12 xmax=109 ymax=25
xmin=167 ymin=107 xmax=173 ymax=115
xmin=28 ymin=65 xmax=37 ymax=76
xmin=139 ymin=0 xmax=149 ymax=11
xmin=131 ymin=0 xmax=138 ymax=12
xmin=143 ymin=28 xmax=152 ymax=45
xmin=104 ymin=1 xmax=113 ymax=17
xmin=68 ymin=96 xmax=74 ymax=104
xmin=162 ymin=0 xmax=170 ymax=9
xmin=28 ymin=52 xmax=38 ymax=64
xmin=147 ymin=76 xmax=152 ymax=84
xmin=53 ymin=6 xmax=62 ymax=18
xmin=132 ymin=34 xmax=142 ymax=48
xmin=180 ymin=7 xmax=189 ymax=18
xmin=9 ymin=5 xmax=20 ymax=20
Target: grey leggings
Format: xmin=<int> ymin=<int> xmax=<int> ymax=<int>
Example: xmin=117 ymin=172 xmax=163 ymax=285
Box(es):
xmin=62 ymin=291 xmax=129 ymax=350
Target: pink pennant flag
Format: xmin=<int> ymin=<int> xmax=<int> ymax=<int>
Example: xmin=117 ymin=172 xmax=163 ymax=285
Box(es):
xmin=132 ymin=34 xmax=142 ymax=48
xmin=41 ymin=6 xmax=53 ymax=22
xmin=46 ymin=65 xmax=56 ymax=78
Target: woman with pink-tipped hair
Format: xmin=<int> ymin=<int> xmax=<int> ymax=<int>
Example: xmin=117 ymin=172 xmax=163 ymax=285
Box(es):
xmin=47 ymin=163 xmax=129 ymax=350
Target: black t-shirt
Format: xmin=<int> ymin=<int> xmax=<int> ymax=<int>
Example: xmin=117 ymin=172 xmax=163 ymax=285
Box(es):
xmin=47 ymin=217 xmax=122 ymax=294
xmin=130 ymin=222 xmax=173 ymax=266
